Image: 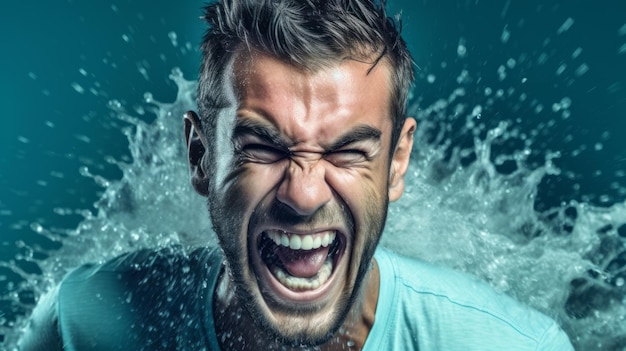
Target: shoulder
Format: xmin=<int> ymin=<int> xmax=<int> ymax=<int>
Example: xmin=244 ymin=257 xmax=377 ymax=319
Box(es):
xmin=17 ymin=285 xmax=63 ymax=351
xmin=373 ymin=248 xmax=573 ymax=350
xmin=55 ymin=246 xmax=223 ymax=350
xmin=60 ymin=245 xmax=223 ymax=309
xmin=63 ymin=245 xmax=221 ymax=282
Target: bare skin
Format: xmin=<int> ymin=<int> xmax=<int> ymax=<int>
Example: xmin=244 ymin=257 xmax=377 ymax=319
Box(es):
xmin=185 ymin=49 xmax=415 ymax=349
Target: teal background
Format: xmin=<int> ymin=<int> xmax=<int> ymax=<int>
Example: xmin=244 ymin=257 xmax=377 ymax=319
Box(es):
xmin=1 ymin=0 xmax=625 ymax=344
xmin=1 ymin=1 xmax=205 ymax=336
xmin=1 ymin=0 xmax=203 ymax=264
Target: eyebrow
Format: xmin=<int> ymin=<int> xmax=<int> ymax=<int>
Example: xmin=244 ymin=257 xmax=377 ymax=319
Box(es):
xmin=232 ymin=119 xmax=381 ymax=151
xmin=326 ymin=125 xmax=382 ymax=151
xmin=232 ymin=119 xmax=290 ymax=149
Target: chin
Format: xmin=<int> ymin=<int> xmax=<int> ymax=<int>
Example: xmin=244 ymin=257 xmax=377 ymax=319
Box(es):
xmin=250 ymin=301 xmax=345 ymax=346
xmin=210 ymin=191 xmax=387 ymax=347
xmin=238 ymin=231 xmax=356 ymax=346
xmin=241 ymin=231 xmax=379 ymax=347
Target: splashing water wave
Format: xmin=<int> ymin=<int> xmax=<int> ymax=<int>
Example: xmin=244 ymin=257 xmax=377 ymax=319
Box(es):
xmin=3 ymin=68 xmax=626 ymax=350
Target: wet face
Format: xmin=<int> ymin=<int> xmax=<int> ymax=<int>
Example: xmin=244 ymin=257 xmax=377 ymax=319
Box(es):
xmin=190 ymin=51 xmax=414 ymax=345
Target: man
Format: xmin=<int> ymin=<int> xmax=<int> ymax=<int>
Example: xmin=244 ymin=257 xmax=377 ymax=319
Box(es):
xmin=19 ymin=0 xmax=573 ymax=350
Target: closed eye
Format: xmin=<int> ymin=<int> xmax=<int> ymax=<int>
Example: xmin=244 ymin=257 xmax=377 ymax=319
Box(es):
xmin=240 ymin=143 xmax=289 ymax=164
xmin=324 ymin=149 xmax=369 ymax=167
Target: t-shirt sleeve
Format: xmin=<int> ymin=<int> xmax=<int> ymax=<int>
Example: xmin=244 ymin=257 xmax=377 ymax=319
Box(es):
xmin=537 ymin=321 xmax=575 ymax=351
xmin=17 ymin=285 xmax=63 ymax=351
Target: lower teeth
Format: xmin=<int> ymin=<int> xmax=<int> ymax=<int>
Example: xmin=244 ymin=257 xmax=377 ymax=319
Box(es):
xmin=271 ymin=260 xmax=333 ymax=291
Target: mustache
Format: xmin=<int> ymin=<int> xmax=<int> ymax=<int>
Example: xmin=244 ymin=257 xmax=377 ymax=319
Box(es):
xmin=252 ymin=200 xmax=355 ymax=233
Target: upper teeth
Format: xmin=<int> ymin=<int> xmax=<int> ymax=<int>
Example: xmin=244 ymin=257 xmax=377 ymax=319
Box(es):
xmin=266 ymin=230 xmax=336 ymax=250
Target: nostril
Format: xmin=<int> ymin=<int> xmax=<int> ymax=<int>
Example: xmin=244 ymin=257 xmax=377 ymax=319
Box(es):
xmin=276 ymin=162 xmax=332 ymax=216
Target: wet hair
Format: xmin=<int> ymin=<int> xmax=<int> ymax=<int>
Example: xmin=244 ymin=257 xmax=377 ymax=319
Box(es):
xmin=198 ymin=0 xmax=414 ymax=148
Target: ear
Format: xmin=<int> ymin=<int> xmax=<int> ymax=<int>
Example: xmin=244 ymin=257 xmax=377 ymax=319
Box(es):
xmin=388 ymin=117 xmax=416 ymax=202
xmin=184 ymin=111 xmax=211 ymax=197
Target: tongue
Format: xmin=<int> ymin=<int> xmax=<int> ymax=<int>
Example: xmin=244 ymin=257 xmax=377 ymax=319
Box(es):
xmin=275 ymin=245 xmax=330 ymax=278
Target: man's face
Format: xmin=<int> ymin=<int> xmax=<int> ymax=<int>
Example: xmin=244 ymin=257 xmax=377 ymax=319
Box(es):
xmin=202 ymin=51 xmax=410 ymax=344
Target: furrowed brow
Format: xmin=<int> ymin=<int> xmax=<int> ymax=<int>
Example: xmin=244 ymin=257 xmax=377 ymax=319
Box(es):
xmin=232 ymin=120 xmax=290 ymax=149
xmin=326 ymin=125 xmax=382 ymax=151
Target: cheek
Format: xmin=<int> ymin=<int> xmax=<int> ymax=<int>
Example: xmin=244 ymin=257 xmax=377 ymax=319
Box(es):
xmin=212 ymin=106 xmax=238 ymax=187
xmin=219 ymin=163 xmax=287 ymax=214
xmin=325 ymin=167 xmax=389 ymax=235
xmin=325 ymin=166 xmax=389 ymax=207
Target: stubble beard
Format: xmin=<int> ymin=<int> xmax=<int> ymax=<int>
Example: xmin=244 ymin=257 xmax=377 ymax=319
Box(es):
xmin=208 ymin=194 xmax=389 ymax=347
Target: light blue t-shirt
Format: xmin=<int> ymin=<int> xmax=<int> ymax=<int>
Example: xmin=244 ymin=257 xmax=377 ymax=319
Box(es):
xmin=362 ymin=248 xmax=574 ymax=351
xmin=19 ymin=246 xmax=573 ymax=350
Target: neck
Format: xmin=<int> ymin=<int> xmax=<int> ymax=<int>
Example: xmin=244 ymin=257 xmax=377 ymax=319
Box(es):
xmin=213 ymin=259 xmax=380 ymax=351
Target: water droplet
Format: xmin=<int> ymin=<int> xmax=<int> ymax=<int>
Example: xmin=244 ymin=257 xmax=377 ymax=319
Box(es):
xmin=561 ymin=110 xmax=571 ymax=119
xmin=575 ymin=63 xmax=589 ymax=76
xmin=557 ymin=17 xmax=575 ymax=34
xmin=79 ymin=166 xmax=90 ymax=177
xmin=560 ymin=97 xmax=572 ymax=109
xmin=75 ymin=134 xmax=91 ymax=144
xmin=138 ymin=65 xmax=149 ymax=80
xmin=497 ymin=65 xmax=507 ymax=81
xmin=537 ymin=52 xmax=548 ymax=65
xmin=457 ymin=38 xmax=467 ymax=57
xmin=501 ymin=26 xmax=510 ymax=43
xmin=168 ymin=31 xmax=178 ymax=47
xmin=506 ymin=58 xmax=516 ymax=68
xmin=456 ymin=69 xmax=469 ymax=84
xmin=71 ymin=82 xmax=85 ymax=94
xmin=472 ymin=105 xmax=483 ymax=117
xmin=30 ymin=223 xmax=43 ymax=233
xmin=144 ymin=92 xmax=153 ymax=103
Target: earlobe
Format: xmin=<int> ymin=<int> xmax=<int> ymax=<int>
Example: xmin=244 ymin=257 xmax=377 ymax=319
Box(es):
xmin=184 ymin=111 xmax=210 ymax=197
xmin=388 ymin=118 xmax=416 ymax=202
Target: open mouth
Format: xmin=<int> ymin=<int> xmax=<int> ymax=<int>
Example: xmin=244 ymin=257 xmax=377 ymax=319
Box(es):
xmin=258 ymin=229 xmax=344 ymax=292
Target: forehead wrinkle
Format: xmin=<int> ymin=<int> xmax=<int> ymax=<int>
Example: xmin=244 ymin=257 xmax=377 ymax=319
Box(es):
xmin=234 ymin=65 xmax=313 ymax=144
xmin=232 ymin=51 xmax=393 ymax=151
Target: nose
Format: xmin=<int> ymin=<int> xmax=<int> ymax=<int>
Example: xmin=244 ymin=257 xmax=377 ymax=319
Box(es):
xmin=276 ymin=158 xmax=332 ymax=216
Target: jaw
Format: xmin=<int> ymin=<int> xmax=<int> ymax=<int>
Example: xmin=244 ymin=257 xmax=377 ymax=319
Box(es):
xmin=215 ymin=220 xmax=383 ymax=346
xmin=234 ymin=226 xmax=359 ymax=343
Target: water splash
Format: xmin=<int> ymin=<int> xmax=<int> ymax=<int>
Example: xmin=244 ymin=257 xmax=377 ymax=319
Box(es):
xmin=2 ymin=67 xmax=625 ymax=350
xmin=383 ymin=75 xmax=626 ymax=350
xmin=1 ymin=69 xmax=213 ymax=347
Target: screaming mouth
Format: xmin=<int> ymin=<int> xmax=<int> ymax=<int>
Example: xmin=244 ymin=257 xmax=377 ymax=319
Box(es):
xmin=259 ymin=230 xmax=342 ymax=292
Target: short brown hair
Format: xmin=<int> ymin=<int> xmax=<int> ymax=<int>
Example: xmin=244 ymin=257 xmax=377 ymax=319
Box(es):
xmin=198 ymin=0 xmax=414 ymax=149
